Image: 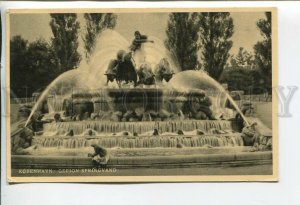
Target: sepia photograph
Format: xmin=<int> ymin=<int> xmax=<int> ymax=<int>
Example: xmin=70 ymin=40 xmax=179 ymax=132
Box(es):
xmin=6 ymin=8 xmax=277 ymax=182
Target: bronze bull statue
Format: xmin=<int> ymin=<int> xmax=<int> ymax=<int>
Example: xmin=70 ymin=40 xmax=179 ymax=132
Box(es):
xmin=137 ymin=62 xmax=156 ymax=86
xmin=104 ymin=50 xmax=138 ymax=87
xmin=154 ymin=58 xmax=174 ymax=83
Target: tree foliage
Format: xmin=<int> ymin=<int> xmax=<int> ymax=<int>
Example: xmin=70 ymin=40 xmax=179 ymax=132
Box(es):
xmin=229 ymin=47 xmax=255 ymax=69
xmin=49 ymin=13 xmax=81 ymax=72
xmin=10 ymin=36 xmax=29 ymax=97
xmin=83 ymin=13 xmax=117 ymax=61
xmin=198 ymin=12 xmax=234 ymax=80
xmin=219 ymin=68 xmax=262 ymax=94
xmin=26 ymin=39 xmax=58 ymax=87
xmin=221 ymin=47 xmax=267 ymax=93
xmin=165 ymin=12 xmax=201 ymax=71
xmin=10 ymin=36 xmax=57 ymax=97
xmin=254 ymin=12 xmax=272 ymax=90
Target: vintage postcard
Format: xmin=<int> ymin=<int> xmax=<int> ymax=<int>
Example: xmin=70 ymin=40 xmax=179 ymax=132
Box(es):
xmin=6 ymin=7 xmax=278 ymax=182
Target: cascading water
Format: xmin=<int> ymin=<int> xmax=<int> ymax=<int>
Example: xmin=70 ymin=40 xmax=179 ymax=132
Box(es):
xmin=33 ymin=134 xmax=243 ymax=149
xmin=33 ymin=120 xmax=244 ymax=150
xmin=43 ymin=120 xmax=235 ymax=135
xmin=47 ymin=97 xmax=65 ymax=113
xmin=166 ymin=70 xmax=249 ymax=125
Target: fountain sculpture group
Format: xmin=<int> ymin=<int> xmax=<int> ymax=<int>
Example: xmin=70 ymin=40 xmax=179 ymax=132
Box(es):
xmin=11 ymin=30 xmax=272 ymax=170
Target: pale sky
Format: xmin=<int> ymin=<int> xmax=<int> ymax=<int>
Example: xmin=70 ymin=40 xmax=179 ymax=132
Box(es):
xmin=10 ymin=12 xmax=265 ymax=57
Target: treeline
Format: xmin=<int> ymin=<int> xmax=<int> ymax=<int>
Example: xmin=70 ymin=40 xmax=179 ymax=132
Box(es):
xmin=220 ymin=47 xmax=267 ymax=94
xmin=10 ymin=13 xmax=117 ymax=98
xmin=10 ymin=12 xmax=272 ymax=98
xmin=165 ymin=12 xmax=272 ymax=93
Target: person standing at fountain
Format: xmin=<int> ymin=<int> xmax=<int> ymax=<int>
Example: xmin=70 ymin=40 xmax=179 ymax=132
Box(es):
xmin=130 ymin=31 xmax=154 ymax=52
xmin=88 ymin=144 xmax=109 ymax=167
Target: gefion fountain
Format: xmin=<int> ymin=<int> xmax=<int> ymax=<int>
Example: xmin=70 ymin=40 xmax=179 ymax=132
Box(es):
xmin=11 ymin=30 xmax=272 ymax=175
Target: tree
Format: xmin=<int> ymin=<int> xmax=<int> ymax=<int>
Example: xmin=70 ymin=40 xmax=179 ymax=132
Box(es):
xmin=49 ymin=13 xmax=81 ymax=72
xmin=219 ymin=67 xmax=261 ymax=94
xmin=165 ymin=12 xmax=201 ymax=71
xmin=254 ymin=12 xmax=272 ymax=90
xmin=229 ymin=47 xmax=255 ymax=69
xmin=10 ymin=36 xmax=30 ymax=97
xmin=83 ymin=13 xmax=117 ymax=61
xmin=10 ymin=36 xmax=60 ymax=97
xmin=198 ymin=12 xmax=234 ymax=80
xmin=26 ymin=39 xmax=58 ymax=94
xmin=222 ymin=47 xmax=266 ymax=93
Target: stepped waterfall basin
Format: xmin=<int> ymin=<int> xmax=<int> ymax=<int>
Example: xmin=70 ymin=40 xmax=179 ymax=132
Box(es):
xmin=12 ymin=82 xmax=272 ymax=176
xmin=10 ymin=30 xmax=273 ymax=177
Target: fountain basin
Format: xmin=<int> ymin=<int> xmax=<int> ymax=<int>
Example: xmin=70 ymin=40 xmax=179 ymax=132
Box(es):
xmin=11 ymin=149 xmax=272 ymax=176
